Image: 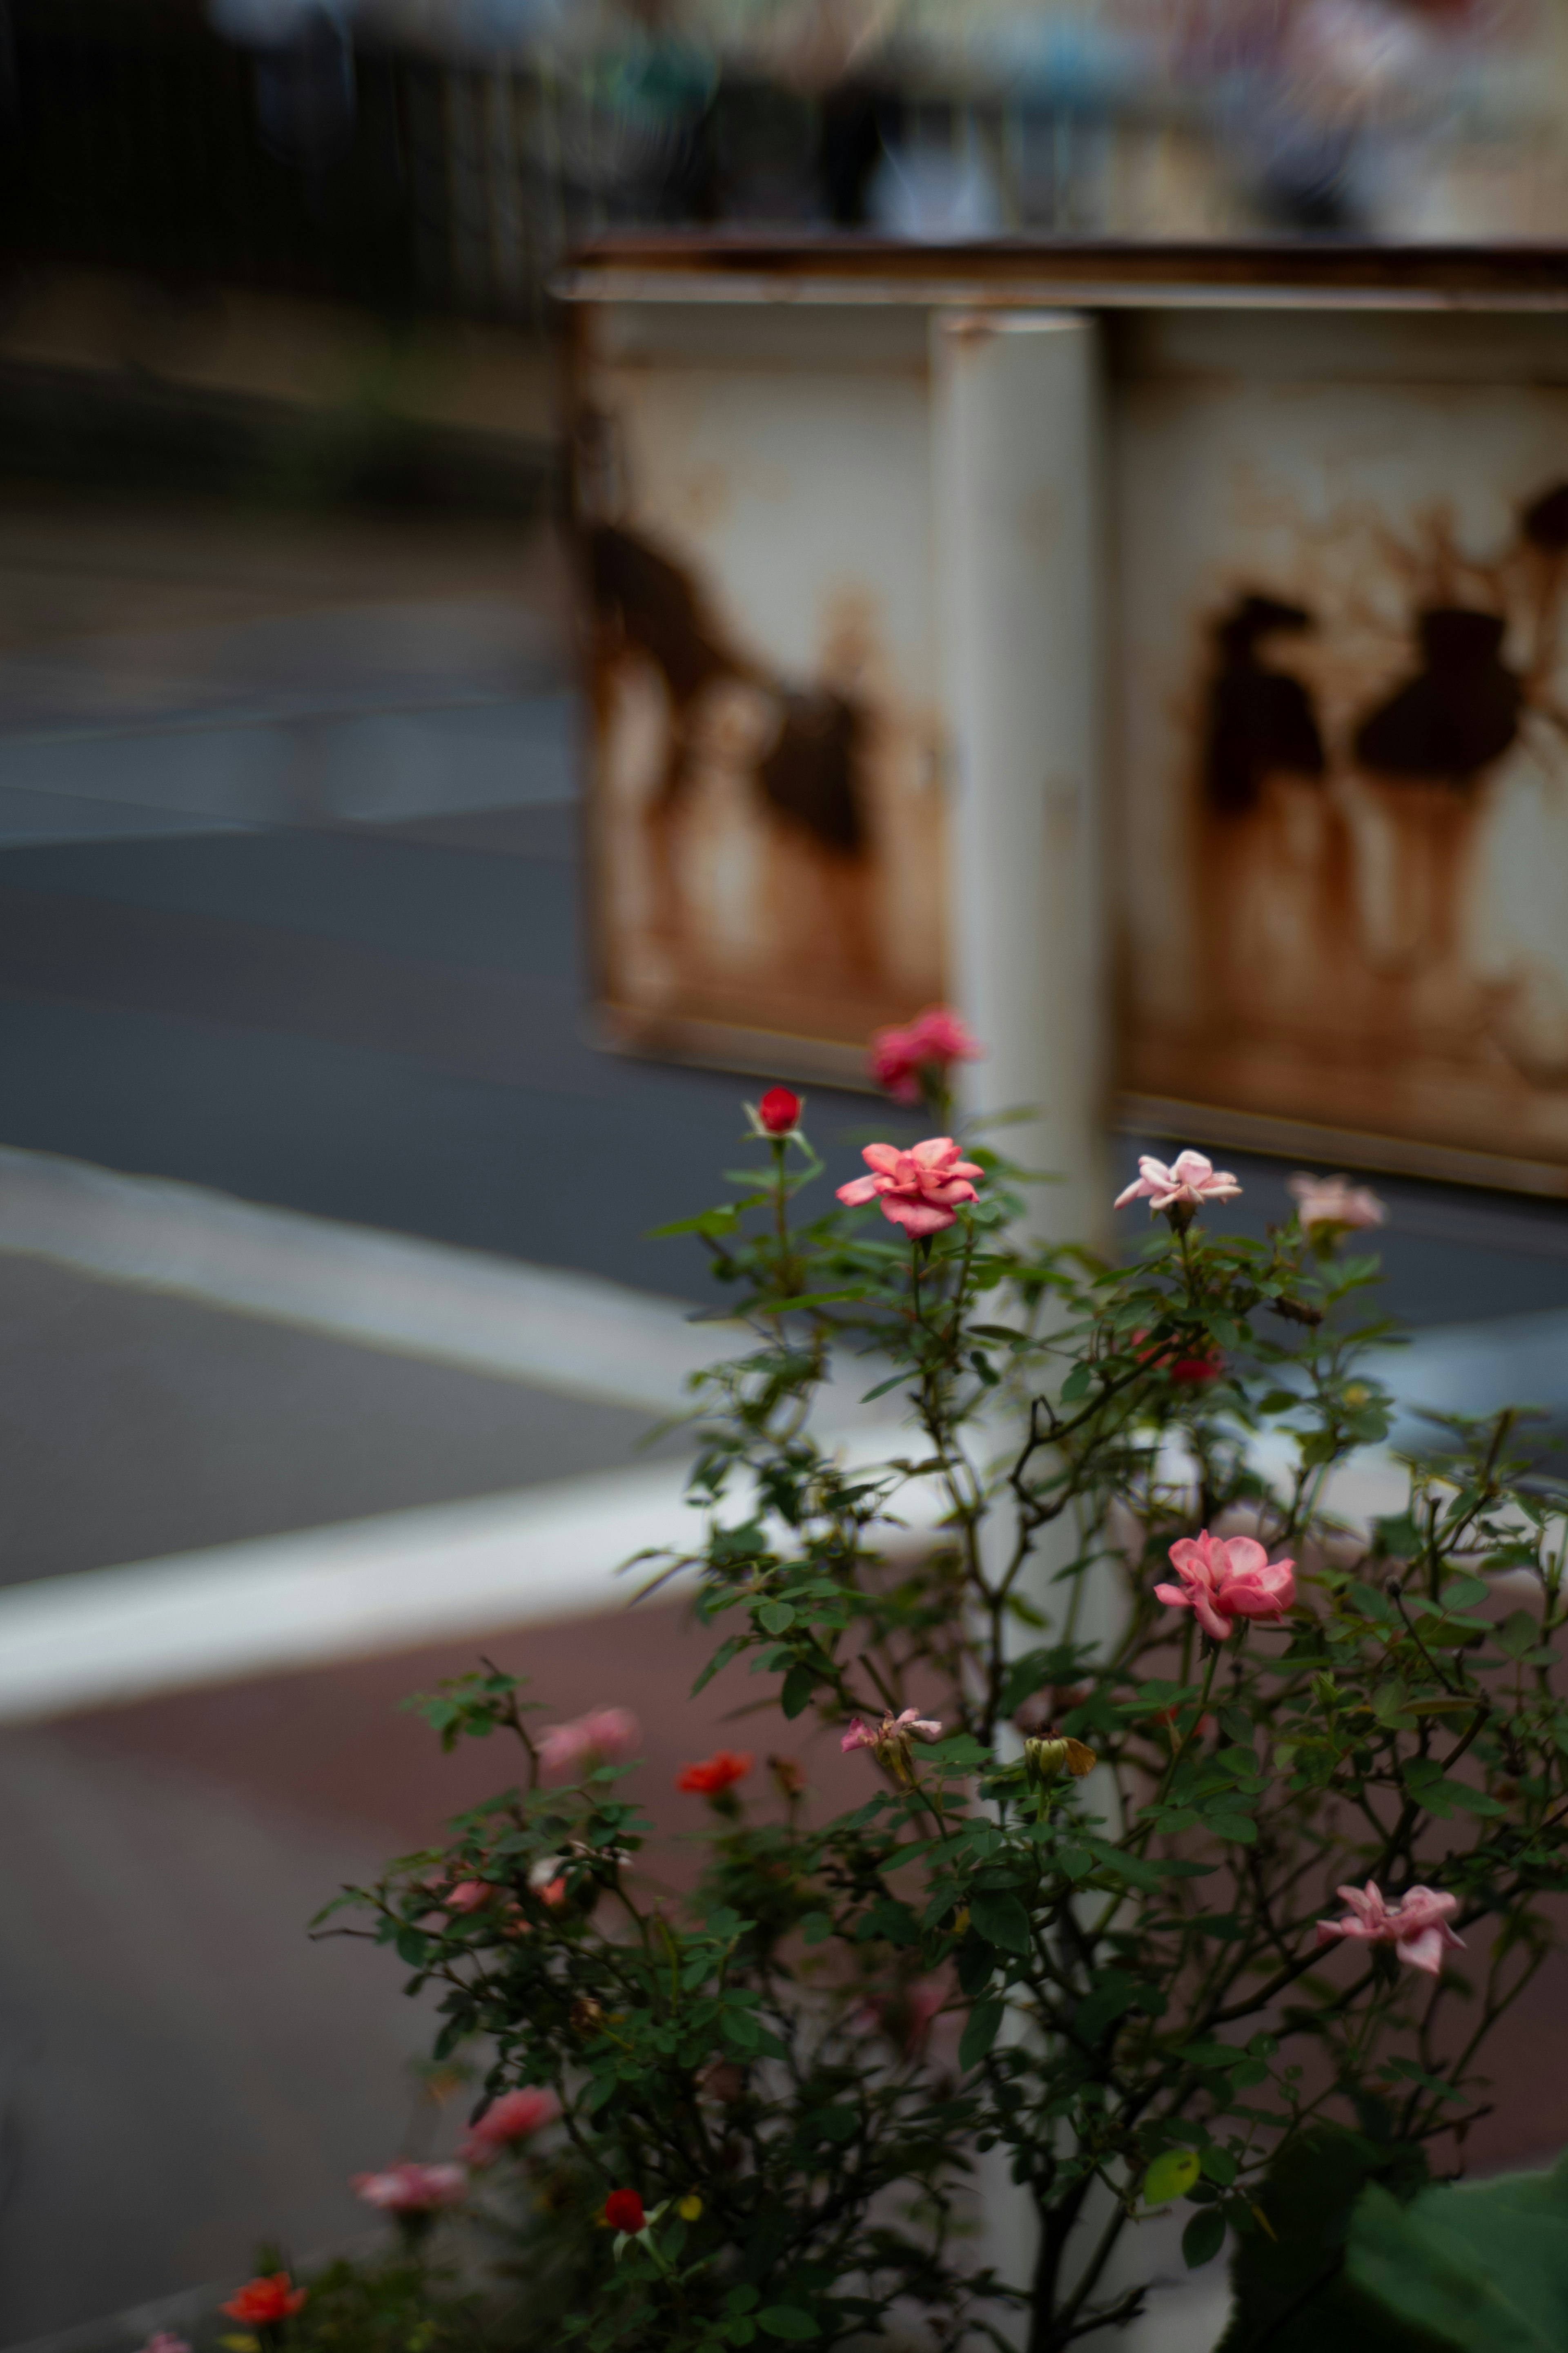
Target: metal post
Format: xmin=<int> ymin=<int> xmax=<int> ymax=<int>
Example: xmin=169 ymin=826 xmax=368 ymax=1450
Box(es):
xmin=933 ymin=310 xmax=1109 ymax=1247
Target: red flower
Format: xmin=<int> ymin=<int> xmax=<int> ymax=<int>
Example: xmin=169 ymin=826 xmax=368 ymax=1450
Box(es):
xmin=223 ymin=2275 xmax=307 ymax=2326
xmin=1133 ymin=1330 xmax=1223 ymax=1385
xmin=604 ymin=2188 xmax=646 ymax=2233
xmin=676 ymin=1749 xmax=754 ymax=1796
xmin=757 ymin=1086 xmax=802 ymax=1135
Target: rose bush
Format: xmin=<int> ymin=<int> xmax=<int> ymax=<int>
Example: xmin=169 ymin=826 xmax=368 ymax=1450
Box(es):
xmin=294 ymin=1021 xmax=1568 ymax=2353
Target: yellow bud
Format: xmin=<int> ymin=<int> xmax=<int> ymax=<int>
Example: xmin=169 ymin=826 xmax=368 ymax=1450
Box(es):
xmin=1025 ymin=1735 xmax=1097 ymax=1783
xmin=678 ymin=2193 xmax=703 ymax=2222
xmin=952 ymin=1905 xmax=971 ymax=1936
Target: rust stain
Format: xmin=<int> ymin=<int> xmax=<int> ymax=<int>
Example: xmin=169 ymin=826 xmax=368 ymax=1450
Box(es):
xmin=577 ymin=443 xmax=938 ymax=1044
xmin=1353 ymin=607 xmax=1521 ymax=784
xmin=1203 ymin=592 xmax=1325 ymax=816
xmin=1172 ymin=467 xmax=1568 ymax=1137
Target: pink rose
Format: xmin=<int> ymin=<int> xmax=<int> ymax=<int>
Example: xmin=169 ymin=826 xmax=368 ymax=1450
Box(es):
xmin=537 ymin=1706 xmax=640 ymax=1784
xmin=1316 ymin=1881 xmax=1464 ymax=1976
xmin=1288 ymin=1172 xmax=1386 ymax=1233
xmin=1115 ymin=1150 xmax=1241 ymax=1217
xmin=1155 ymin=1530 xmax=1296 ymax=1644
xmin=444 ymin=1878 xmax=494 ymax=1914
xmin=458 ymin=2085 xmax=560 ymax=2167
xmin=869 ymin=1007 xmax=982 ymax=1103
xmin=836 ymin=1138 xmax=984 ymax=1237
xmin=352 ymin=2161 xmax=468 ymax=2214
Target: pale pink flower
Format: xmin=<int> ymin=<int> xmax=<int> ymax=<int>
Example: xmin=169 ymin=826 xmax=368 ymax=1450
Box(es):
xmin=537 ymin=1706 xmax=640 ymax=1783
xmin=1115 ymin=1150 xmax=1241 ymax=1217
xmin=1288 ymin=1173 xmax=1386 ymax=1233
xmin=837 ymin=1139 xmax=984 ymax=1237
xmin=842 ymin=1707 xmax=943 ymax=1758
xmin=139 ymin=2334 xmax=192 ymax=2353
xmin=1155 ymin=1530 xmax=1296 ymax=1644
xmin=869 ymin=1008 xmax=982 ymax=1103
xmin=457 ymin=2085 xmax=560 ymax=2167
xmin=1315 ymin=1881 xmax=1464 ymax=1976
xmin=352 ymin=2160 xmax=468 ymax=2214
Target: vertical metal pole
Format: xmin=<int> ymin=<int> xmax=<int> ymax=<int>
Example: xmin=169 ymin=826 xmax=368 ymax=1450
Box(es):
xmin=933 ymin=310 xmax=1108 ymax=1249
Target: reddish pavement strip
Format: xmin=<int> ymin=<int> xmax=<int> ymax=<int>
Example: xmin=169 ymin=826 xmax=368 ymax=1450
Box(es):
xmin=1 ymin=1603 xmax=1566 ymax=2344
xmin=63 ymin=1599 xmax=866 ymax=1862
xmin=0 ymin=1599 xmax=867 ymax=2344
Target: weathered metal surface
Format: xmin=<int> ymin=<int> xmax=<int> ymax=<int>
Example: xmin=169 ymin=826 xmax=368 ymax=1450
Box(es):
xmin=567 ymin=246 xmax=1568 ymax=1187
xmin=1117 ymin=331 xmax=1568 ymax=1181
xmin=574 ymin=300 xmax=945 ymax=1070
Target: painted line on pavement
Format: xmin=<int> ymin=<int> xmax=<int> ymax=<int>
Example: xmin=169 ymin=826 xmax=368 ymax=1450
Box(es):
xmin=0 ymin=1144 xmax=734 ymax=1416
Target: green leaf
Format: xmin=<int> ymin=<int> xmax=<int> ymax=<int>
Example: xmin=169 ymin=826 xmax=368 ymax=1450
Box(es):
xmin=800 ymin=1911 xmax=833 ymax=1945
xmin=757 ymin=1601 xmax=795 ymax=1635
xmin=1183 ymin=2208 xmax=1227 ymax=2269
xmin=757 ymin=2310 xmax=820 ymax=2341
xmin=970 ymin=1890 xmax=1031 ymax=1955
xmin=1207 ymin=1813 xmax=1258 ymax=1845
xmin=1080 ymin=1833 xmax=1165 ymax=1891
xmin=1061 ymin=1363 xmax=1092 ymax=1403
xmin=780 ymin=1664 xmax=817 ymax=1720
xmin=859 ymin=1371 xmax=913 ymax=1403
xmin=693 ymin=1636 xmax=744 ymax=1697
xmin=1495 ymin=1610 xmax=1540 ymax=1660
xmin=1145 ymin=2150 xmax=1202 ymax=2205
xmin=960 ymin=1998 xmax=1005 ymax=2071
xmin=1348 ymin=2158 xmax=1568 ymax=2351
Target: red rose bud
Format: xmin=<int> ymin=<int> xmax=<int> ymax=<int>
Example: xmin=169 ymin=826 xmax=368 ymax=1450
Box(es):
xmin=757 ymin=1086 xmax=802 ymax=1135
xmin=604 ymin=2188 xmax=646 ymax=2233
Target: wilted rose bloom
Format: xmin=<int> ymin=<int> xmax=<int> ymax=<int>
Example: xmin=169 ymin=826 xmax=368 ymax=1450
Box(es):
xmin=754 ymin=1086 xmax=802 ymax=1135
xmin=1155 ymin=1531 xmax=1296 ymax=1643
xmin=837 ymin=1138 xmax=983 ymax=1236
xmin=842 ymin=1708 xmax=943 ymax=1783
xmin=537 ymin=1706 xmax=640 ymax=1784
xmin=1316 ymin=1881 xmax=1464 ymax=1976
xmin=869 ymin=1007 xmax=982 ymax=1103
xmin=604 ymin=2188 xmax=646 ymax=2233
xmin=676 ymin=1749 xmax=753 ymax=1796
xmin=352 ymin=2161 xmax=468 ymax=2214
xmin=1115 ymin=1150 xmax=1241 ymax=1218
xmin=458 ymin=2085 xmax=560 ymax=2166
xmin=1288 ymin=1172 xmax=1386 ymax=1233
xmin=223 ymin=2275 xmax=307 ymax=2325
